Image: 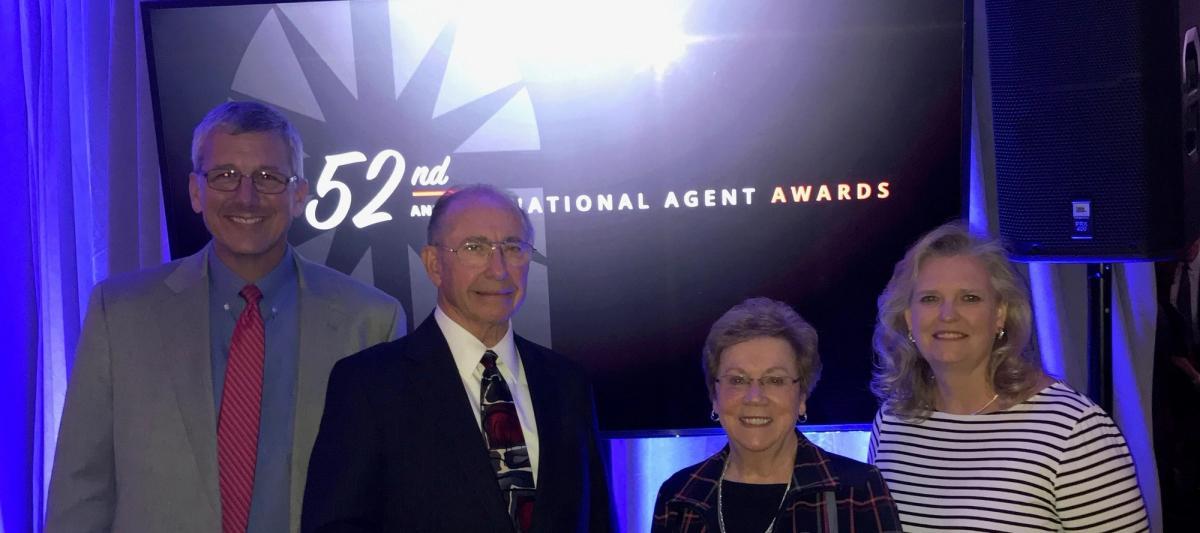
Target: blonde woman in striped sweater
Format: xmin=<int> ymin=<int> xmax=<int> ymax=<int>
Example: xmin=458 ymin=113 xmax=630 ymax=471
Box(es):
xmin=868 ymin=222 xmax=1148 ymax=532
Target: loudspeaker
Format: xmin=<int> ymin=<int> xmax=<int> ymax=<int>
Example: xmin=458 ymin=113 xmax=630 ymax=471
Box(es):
xmin=987 ymin=0 xmax=1199 ymax=261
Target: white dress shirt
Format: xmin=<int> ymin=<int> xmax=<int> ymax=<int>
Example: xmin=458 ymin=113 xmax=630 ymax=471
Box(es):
xmin=434 ymin=307 xmax=540 ymax=480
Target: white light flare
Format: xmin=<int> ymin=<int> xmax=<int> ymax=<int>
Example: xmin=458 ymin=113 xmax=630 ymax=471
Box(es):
xmin=460 ymin=0 xmax=693 ymax=80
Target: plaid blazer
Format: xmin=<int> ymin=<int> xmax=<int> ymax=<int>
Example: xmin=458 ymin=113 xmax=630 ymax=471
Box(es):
xmin=651 ymin=431 xmax=901 ymax=533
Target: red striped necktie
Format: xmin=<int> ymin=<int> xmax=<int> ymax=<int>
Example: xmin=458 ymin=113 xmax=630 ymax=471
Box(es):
xmin=218 ymin=284 xmax=265 ymax=533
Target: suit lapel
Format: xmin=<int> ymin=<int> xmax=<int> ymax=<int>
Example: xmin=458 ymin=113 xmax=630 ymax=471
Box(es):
xmin=516 ymin=338 xmax=566 ymax=531
xmin=290 ymin=257 xmax=344 ymax=532
xmin=160 ymin=250 xmax=221 ymax=516
xmin=409 ymin=316 xmax=514 ymax=529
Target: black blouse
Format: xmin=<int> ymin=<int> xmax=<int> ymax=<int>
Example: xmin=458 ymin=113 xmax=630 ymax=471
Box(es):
xmin=720 ymin=480 xmax=788 ymax=533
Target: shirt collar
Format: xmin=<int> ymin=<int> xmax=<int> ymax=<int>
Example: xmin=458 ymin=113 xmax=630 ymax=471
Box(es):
xmin=434 ymin=306 xmax=519 ymax=377
xmin=208 ymin=243 xmax=296 ymax=303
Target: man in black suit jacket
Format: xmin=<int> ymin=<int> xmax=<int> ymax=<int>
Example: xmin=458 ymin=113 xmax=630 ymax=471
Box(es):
xmin=302 ymin=184 xmax=612 ymax=533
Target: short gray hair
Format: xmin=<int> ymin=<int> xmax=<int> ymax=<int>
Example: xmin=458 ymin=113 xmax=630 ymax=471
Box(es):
xmin=426 ymin=184 xmax=532 ymax=245
xmin=191 ymin=101 xmax=304 ymax=179
xmin=702 ymin=297 xmax=822 ymax=401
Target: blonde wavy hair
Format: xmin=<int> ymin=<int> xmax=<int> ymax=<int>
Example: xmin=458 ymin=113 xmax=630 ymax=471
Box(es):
xmin=871 ymin=221 xmax=1045 ymax=419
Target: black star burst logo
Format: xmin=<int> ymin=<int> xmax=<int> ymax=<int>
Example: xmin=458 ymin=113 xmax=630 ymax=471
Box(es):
xmin=231 ymin=2 xmax=531 ymax=327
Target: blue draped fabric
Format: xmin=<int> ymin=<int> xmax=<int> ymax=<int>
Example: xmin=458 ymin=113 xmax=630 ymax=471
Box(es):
xmin=1 ymin=1 xmax=168 ymax=531
xmin=1 ymin=3 xmax=40 ymax=530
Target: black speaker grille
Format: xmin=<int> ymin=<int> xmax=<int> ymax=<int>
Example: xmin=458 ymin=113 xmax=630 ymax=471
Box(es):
xmin=987 ymin=0 xmax=1183 ymax=260
xmin=988 ymin=2 xmax=1141 ymax=88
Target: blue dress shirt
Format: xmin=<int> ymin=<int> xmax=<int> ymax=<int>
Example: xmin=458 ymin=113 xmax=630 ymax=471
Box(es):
xmin=209 ymin=245 xmax=299 ymax=533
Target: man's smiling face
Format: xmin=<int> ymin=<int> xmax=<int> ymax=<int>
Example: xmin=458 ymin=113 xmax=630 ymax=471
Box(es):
xmin=189 ymin=129 xmax=307 ymax=278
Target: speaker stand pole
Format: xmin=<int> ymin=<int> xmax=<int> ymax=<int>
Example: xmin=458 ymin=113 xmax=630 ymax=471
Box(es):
xmin=1086 ymin=263 xmax=1113 ymax=412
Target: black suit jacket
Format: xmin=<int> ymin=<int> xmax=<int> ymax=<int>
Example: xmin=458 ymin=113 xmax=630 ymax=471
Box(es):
xmin=302 ymin=315 xmax=613 ymax=533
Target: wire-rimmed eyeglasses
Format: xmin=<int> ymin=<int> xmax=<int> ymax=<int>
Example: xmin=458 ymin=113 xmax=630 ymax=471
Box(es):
xmin=201 ymin=168 xmax=298 ymax=194
xmin=436 ymin=239 xmax=537 ymax=267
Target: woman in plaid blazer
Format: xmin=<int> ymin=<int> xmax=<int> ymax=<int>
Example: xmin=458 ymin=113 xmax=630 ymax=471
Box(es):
xmin=652 ymin=298 xmax=900 ymax=533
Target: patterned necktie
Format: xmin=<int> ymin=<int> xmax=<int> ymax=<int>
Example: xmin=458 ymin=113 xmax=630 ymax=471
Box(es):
xmin=480 ymin=350 xmax=536 ymax=532
xmin=1179 ymin=262 xmax=1195 ymax=344
xmin=218 ymin=285 xmax=265 ymax=533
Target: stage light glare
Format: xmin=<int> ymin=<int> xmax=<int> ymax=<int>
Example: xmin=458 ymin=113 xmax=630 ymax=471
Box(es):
xmin=646 ymin=28 xmax=689 ymax=77
xmin=465 ymin=0 xmax=692 ymax=79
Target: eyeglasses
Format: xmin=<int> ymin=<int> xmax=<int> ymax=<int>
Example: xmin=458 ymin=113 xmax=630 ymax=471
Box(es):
xmin=714 ymin=374 xmax=801 ymax=392
xmin=201 ymin=168 xmax=298 ymax=194
xmin=437 ymin=239 xmax=537 ymax=267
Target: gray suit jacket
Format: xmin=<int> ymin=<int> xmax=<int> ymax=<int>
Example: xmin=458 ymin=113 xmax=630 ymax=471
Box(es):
xmin=45 ymin=246 xmax=404 ymax=533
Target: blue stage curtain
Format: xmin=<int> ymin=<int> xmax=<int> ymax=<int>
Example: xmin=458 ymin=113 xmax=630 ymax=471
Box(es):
xmin=0 ymin=1 xmax=167 ymax=531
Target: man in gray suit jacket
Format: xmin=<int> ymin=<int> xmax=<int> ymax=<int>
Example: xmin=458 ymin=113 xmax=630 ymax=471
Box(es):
xmin=45 ymin=101 xmax=405 ymax=533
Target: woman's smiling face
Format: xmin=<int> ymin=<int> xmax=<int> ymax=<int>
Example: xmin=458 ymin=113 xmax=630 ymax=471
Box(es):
xmin=905 ymin=254 xmax=1007 ymax=373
